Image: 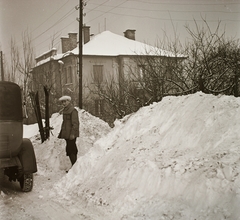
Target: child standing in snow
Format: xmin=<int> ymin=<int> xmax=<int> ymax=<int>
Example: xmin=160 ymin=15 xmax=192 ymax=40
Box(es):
xmin=58 ymin=95 xmax=79 ymax=168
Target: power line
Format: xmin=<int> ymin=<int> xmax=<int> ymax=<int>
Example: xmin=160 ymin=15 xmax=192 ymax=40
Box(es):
xmin=86 ymin=0 xmax=111 ymax=13
xmin=86 ymin=0 xmax=128 ymax=23
xmin=34 ymin=16 xmax=78 ymax=51
xmin=3 ymin=1 xmax=76 ymax=57
xmin=127 ymin=0 xmax=240 ymax=6
xmin=31 ymin=0 xmax=72 ymax=33
xmin=88 ymin=2 xmax=240 ymax=14
xmin=32 ymin=7 xmax=76 ymax=41
xmin=89 ymin=8 xmax=240 ymax=23
xmin=83 ymin=0 xmax=240 ymax=35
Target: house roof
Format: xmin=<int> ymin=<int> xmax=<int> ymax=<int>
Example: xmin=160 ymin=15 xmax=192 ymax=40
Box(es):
xmin=35 ymin=30 xmax=185 ymax=66
xmin=71 ymin=30 xmax=180 ymax=57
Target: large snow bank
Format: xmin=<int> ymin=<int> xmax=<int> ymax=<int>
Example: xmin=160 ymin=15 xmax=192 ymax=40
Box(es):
xmin=54 ymin=92 xmax=240 ymax=219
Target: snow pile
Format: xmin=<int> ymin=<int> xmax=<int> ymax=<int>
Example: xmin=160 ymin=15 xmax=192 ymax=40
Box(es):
xmin=23 ymin=123 xmax=40 ymax=139
xmin=25 ymin=109 xmax=111 ymax=174
xmin=54 ymin=92 xmax=240 ymax=219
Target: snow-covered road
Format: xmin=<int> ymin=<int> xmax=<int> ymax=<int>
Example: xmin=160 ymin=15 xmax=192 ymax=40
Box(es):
xmin=1 ymin=169 xmax=81 ymax=219
xmin=0 ymin=166 xmax=107 ymax=220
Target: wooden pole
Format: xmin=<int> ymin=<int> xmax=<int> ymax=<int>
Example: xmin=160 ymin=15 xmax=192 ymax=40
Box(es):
xmin=79 ymin=0 xmax=83 ymax=108
xmin=0 ymin=51 xmax=4 ymax=81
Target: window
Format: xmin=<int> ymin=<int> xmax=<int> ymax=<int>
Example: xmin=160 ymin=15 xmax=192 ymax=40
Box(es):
xmin=63 ymin=68 xmax=67 ymax=85
xmin=95 ymin=99 xmax=104 ymax=116
xmin=136 ymin=65 xmax=146 ymax=89
xmin=139 ymin=65 xmax=146 ymax=79
xmin=93 ymin=65 xmax=103 ymax=83
xmin=67 ymin=66 xmax=73 ymax=84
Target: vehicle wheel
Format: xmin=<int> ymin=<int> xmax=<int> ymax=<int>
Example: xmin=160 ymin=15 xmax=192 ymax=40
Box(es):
xmin=19 ymin=173 xmax=33 ymax=192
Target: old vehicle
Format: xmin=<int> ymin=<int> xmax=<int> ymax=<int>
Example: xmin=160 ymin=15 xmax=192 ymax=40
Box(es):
xmin=0 ymin=81 xmax=37 ymax=192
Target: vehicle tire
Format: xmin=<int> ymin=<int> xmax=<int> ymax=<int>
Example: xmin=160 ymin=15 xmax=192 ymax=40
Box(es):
xmin=19 ymin=173 xmax=33 ymax=192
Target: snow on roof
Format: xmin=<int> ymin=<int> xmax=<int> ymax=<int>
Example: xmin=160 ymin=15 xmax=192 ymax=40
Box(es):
xmin=35 ymin=48 xmax=57 ymax=60
xmin=35 ymin=30 xmax=184 ymax=66
xmin=35 ymin=53 xmax=63 ymax=66
xmin=74 ymin=30 xmax=180 ymax=57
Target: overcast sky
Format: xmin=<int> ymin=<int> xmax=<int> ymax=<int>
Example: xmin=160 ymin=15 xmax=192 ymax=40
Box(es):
xmin=0 ymin=0 xmax=240 ymax=61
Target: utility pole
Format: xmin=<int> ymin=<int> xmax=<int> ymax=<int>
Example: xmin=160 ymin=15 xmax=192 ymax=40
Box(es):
xmin=78 ymin=0 xmax=83 ymax=108
xmin=0 ymin=51 xmax=4 ymax=81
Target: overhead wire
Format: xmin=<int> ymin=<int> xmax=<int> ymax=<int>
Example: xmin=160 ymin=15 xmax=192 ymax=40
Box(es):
xmin=127 ymin=0 xmax=240 ymax=6
xmin=31 ymin=0 xmax=72 ymax=33
xmin=86 ymin=0 xmax=128 ymax=23
xmin=84 ymin=0 xmax=240 ymax=30
xmin=31 ymin=4 xmax=79 ymax=53
xmin=88 ymin=2 xmax=240 ymax=14
xmin=32 ymin=7 xmax=76 ymax=41
xmin=3 ymin=0 xmax=76 ymax=57
xmin=34 ymin=10 xmax=79 ymax=52
xmin=89 ymin=7 xmax=240 ymax=22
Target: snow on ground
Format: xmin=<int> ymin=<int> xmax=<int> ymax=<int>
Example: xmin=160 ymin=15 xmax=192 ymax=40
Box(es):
xmin=11 ymin=92 xmax=240 ymax=219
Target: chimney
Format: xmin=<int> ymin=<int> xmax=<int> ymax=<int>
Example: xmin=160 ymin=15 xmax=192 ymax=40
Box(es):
xmin=124 ymin=29 xmax=136 ymax=40
xmin=68 ymin=33 xmax=77 ymax=50
xmin=83 ymin=25 xmax=90 ymax=44
xmin=61 ymin=32 xmax=78 ymax=53
xmin=61 ymin=37 xmax=69 ymax=53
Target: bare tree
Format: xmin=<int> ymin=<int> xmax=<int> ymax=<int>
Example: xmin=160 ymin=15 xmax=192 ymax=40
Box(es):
xmin=5 ymin=37 xmax=21 ymax=83
xmin=20 ymin=30 xmax=35 ymax=102
xmin=185 ymin=19 xmax=240 ymax=96
xmin=93 ymin=75 xmax=130 ymax=119
xmin=8 ymin=29 xmax=35 ymax=103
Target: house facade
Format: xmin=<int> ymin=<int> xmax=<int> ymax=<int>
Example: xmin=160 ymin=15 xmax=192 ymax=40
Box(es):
xmin=31 ymin=28 xmax=184 ymax=124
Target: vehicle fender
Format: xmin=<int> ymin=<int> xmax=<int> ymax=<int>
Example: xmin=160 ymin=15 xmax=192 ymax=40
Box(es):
xmin=18 ymin=138 xmax=37 ymax=174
